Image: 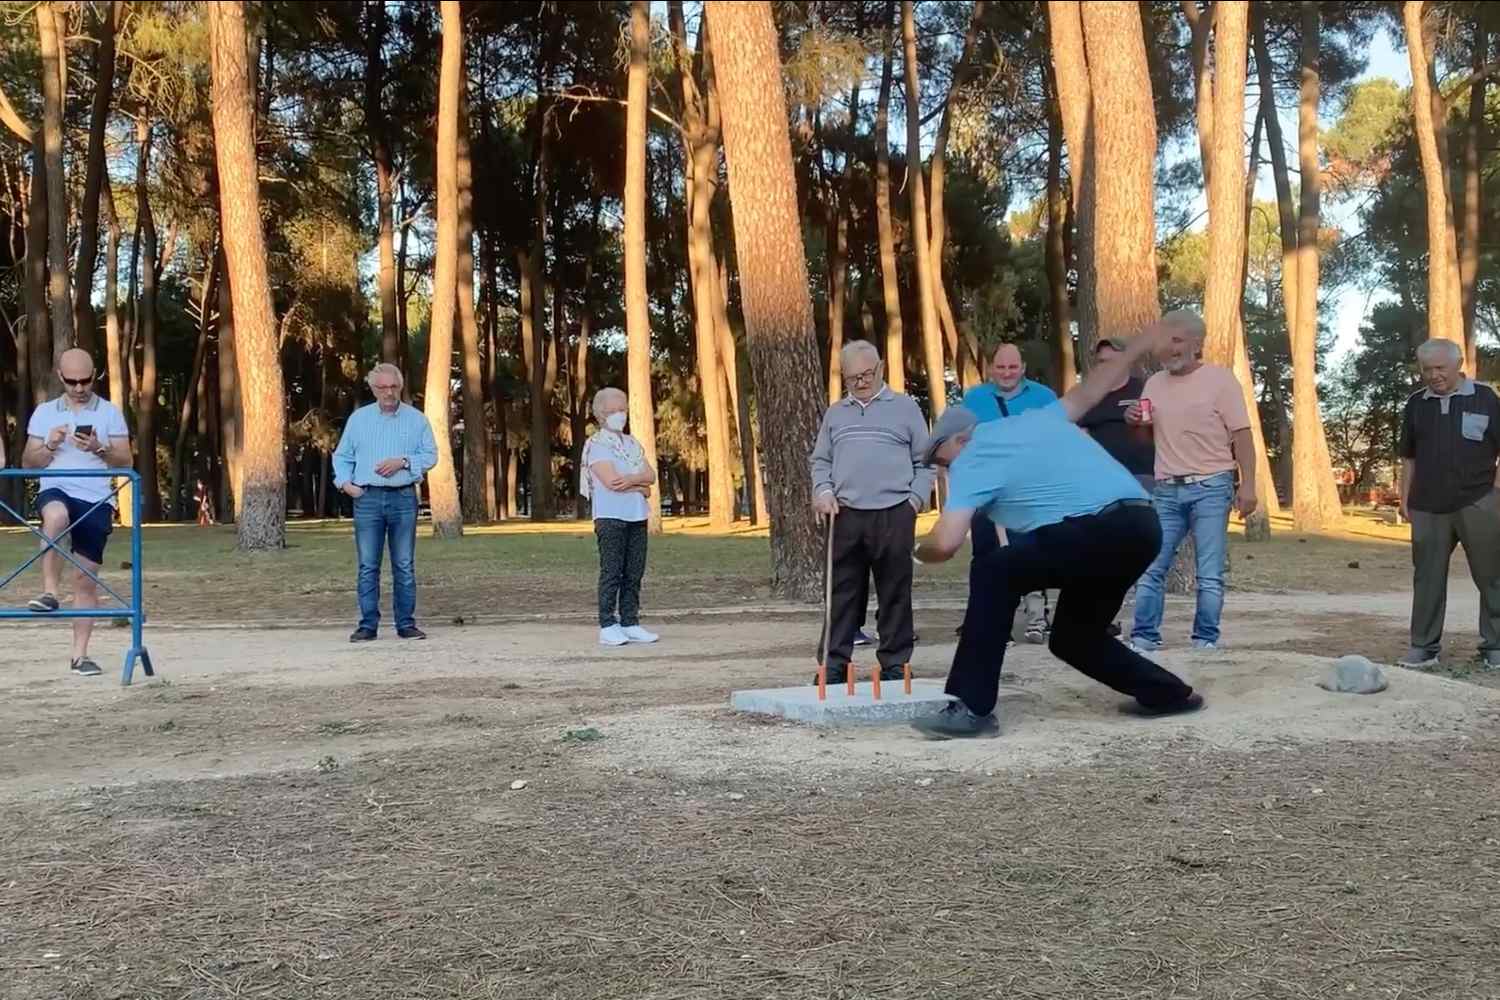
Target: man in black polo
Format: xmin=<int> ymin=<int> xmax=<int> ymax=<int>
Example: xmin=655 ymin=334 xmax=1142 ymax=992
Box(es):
xmin=1076 ymin=337 xmax=1157 ymax=637
xmin=1399 ymin=338 xmax=1500 ymax=668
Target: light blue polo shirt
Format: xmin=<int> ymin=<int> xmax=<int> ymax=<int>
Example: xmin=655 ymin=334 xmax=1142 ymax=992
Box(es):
xmin=946 ymin=402 xmax=1148 ymax=534
xmin=960 ymin=378 xmax=1057 ymax=424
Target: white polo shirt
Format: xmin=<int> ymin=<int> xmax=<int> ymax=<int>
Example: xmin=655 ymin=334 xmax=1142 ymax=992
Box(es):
xmin=27 ymin=394 xmax=130 ymax=505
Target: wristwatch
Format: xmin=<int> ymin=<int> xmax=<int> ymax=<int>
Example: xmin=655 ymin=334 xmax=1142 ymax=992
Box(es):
xmin=402 ymin=457 xmax=410 ymax=470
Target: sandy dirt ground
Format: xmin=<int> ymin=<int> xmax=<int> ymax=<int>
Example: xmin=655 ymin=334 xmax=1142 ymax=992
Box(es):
xmin=3 ymin=585 xmax=1499 ymax=999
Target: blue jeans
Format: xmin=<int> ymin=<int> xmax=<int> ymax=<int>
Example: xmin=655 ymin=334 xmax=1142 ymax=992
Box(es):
xmin=1131 ymin=472 xmax=1234 ymax=646
xmin=354 ymin=486 xmax=418 ymax=632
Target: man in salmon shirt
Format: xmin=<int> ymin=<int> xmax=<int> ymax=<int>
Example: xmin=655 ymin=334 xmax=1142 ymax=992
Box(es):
xmin=1123 ymin=310 xmax=1259 ymax=653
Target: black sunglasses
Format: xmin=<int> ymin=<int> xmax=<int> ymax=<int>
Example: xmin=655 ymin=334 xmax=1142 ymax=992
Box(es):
xmin=62 ymin=376 xmax=94 ymax=387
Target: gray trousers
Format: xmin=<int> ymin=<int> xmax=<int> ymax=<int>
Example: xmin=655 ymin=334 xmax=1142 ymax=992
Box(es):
xmin=1410 ymin=492 xmax=1500 ymax=655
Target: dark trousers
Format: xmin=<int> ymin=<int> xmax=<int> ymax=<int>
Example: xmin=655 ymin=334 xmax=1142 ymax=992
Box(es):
xmin=1409 ymin=492 xmax=1500 ymax=655
xmin=971 ymin=509 xmax=1047 ymax=632
xmin=595 ymin=518 xmax=648 ymax=627
xmin=946 ymin=503 xmax=1194 ymax=715
xmin=819 ymin=503 xmax=917 ymax=679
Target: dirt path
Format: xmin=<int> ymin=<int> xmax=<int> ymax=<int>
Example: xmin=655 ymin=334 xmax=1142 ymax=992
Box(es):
xmin=4 ymin=591 xmax=1500 ymax=999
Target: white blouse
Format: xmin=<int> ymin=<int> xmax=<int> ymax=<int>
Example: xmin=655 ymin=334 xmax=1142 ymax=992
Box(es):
xmin=581 ymin=430 xmax=651 ymax=522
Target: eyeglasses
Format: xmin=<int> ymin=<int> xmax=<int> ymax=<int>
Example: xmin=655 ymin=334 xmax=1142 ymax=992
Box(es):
xmin=61 ymin=376 xmax=94 ymax=387
xmin=843 ymin=367 xmax=879 ymax=385
xmin=371 ymin=383 xmax=401 ymax=392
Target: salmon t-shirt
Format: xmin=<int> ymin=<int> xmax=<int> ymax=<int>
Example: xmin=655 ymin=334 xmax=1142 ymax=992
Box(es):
xmin=1140 ymin=364 xmax=1250 ymax=480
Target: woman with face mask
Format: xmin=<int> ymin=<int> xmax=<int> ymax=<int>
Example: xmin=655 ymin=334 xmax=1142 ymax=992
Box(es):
xmin=581 ymin=387 xmax=660 ymax=646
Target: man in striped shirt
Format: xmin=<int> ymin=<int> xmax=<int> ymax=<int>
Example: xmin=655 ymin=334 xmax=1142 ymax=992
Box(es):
xmin=810 ymin=340 xmax=935 ymax=684
xmin=332 ymin=363 xmax=439 ymax=643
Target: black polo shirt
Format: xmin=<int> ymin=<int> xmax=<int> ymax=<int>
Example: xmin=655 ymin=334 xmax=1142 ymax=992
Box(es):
xmin=1400 ymin=379 xmax=1500 ymax=514
xmin=1076 ymin=375 xmax=1155 ymax=477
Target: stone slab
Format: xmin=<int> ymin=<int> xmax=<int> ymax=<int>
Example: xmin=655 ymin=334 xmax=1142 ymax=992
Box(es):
xmin=729 ymin=679 xmax=955 ymax=726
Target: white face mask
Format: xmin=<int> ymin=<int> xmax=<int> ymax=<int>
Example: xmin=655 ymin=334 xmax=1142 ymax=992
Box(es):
xmin=604 ymin=412 xmax=627 ymax=432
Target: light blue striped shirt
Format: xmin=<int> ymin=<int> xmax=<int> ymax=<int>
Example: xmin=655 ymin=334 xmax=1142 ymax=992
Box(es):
xmin=332 ymin=402 xmax=439 ymax=488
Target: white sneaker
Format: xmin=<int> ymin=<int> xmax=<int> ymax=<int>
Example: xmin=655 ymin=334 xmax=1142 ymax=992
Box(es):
xmin=599 ymin=625 xmax=629 ymax=646
xmin=622 ymin=625 xmax=659 ymax=644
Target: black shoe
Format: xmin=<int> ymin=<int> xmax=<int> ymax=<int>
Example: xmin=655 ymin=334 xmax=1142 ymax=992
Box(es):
xmin=29 ymin=592 xmax=60 ymax=613
xmin=349 ymin=627 xmax=377 ymax=642
xmin=1106 ymin=622 xmax=1122 ymax=638
xmin=879 ymin=665 xmax=907 ymax=681
xmin=1124 ymin=692 xmax=1205 ymax=718
xmin=69 ymin=657 xmax=102 ymax=677
xmin=852 ymin=628 xmax=874 ymax=647
xmin=911 ymin=701 xmax=1000 ymax=740
xmin=815 ymin=666 xmax=849 ymax=686
xmin=397 ymin=626 xmax=428 ymax=640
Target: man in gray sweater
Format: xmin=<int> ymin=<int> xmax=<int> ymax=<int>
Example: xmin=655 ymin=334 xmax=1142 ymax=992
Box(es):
xmin=811 ymin=340 xmax=936 ymax=684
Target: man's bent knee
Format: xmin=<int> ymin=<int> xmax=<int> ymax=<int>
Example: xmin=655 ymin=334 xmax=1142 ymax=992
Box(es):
xmin=40 ymin=505 xmax=70 ymax=536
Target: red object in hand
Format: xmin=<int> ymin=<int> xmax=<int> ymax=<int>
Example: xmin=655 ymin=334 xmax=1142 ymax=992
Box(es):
xmin=1139 ymin=398 xmax=1153 ymax=424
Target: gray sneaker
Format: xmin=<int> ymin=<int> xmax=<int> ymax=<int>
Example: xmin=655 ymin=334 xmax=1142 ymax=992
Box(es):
xmin=1481 ymin=650 xmax=1500 ymax=670
xmin=69 ymin=657 xmax=102 ymax=677
xmin=911 ymin=701 xmax=1000 ymax=740
xmin=1398 ymin=649 xmax=1439 ymax=668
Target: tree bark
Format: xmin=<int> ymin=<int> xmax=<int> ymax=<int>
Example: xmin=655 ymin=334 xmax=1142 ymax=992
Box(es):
xmin=1288 ymin=3 xmax=1344 ymax=530
xmin=102 ymin=182 xmax=125 ymax=409
xmin=1043 ymin=66 xmax=1076 ymax=392
xmin=901 ymin=1 xmax=946 ymax=418
xmin=1076 ymin=1 xmax=1159 ymax=356
xmin=457 ymin=107 xmax=491 ymax=525
xmin=716 ymin=256 xmax=759 ymax=524
xmin=1202 ymin=3 xmax=1247 ymax=372
xmin=705 ymin=0 xmax=827 ymax=601
xmin=170 ymin=248 xmax=220 ymax=520
xmin=1456 ymin=8 xmax=1489 ymax=371
xmin=209 ymin=0 xmax=287 ymax=549
xmin=625 ymin=0 xmax=662 ymax=532
xmin=72 ymin=1 xmax=118 ymax=356
xmin=672 ymin=4 xmax=735 ymax=529
xmin=37 ymin=2 xmax=74 ymax=362
xmin=365 ymin=0 xmax=400 ymax=366
xmin=1045 ymin=1 xmax=1093 ymax=355
xmin=1405 ymin=0 xmax=1465 ymax=349
xmin=422 ymin=0 xmax=465 ymax=539
xmin=929 ymin=0 xmax=986 ymax=388
xmin=134 ymin=118 xmax=162 ymax=522
xmin=25 ymin=145 xmax=50 ymax=404
xmin=874 ymin=1 xmax=905 ymax=392
xmin=216 ymin=270 xmax=242 ymax=523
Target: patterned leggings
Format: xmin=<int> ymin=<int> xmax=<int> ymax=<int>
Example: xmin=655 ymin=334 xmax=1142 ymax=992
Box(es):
xmin=595 ymin=518 xmax=648 ymax=627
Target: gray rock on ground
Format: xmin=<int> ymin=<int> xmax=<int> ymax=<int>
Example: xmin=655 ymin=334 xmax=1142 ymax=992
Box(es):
xmin=1318 ymin=655 xmax=1388 ymax=695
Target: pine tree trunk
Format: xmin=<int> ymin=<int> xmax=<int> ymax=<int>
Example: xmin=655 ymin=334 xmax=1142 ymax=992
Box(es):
xmin=1456 ymin=9 xmax=1488 ymax=371
xmin=715 ymin=256 xmax=759 ymax=524
xmin=901 ymin=1 xmax=946 ymax=418
xmin=208 ymin=0 xmax=286 ymax=550
xmin=134 ymin=118 xmax=162 ymax=522
xmin=216 ymin=273 xmax=242 ymax=523
xmin=366 ymin=0 xmax=400 ymax=366
xmin=423 ymin=0 xmax=465 ymax=539
xmin=171 ymin=249 xmax=220 ymax=520
xmin=874 ymin=1 xmax=905 ymax=392
xmin=571 ymin=278 xmax=591 ymax=519
xmin=25 ymin=147 xmax=50 ymax=404
xmin=1289 ymin=4 xmax=1344 ymax=530
xmin=457 ymin=109 xmax=491 ymax=525
xmin=928 ymin=0 xmax=985 ymax=388
xmin=1043 ymin=67 xmax=1076 ymax=392
xmin=625 ymin=0 xmax=662 ymax=533
xmin=826 ymin=183 xmax=849 ymax=404
xmin=102 ymin=183 xmax=125 ymax=408
xmin=705 ymin=0 xmax=827 ymax=601
xmin=1405 ymin=0 xmax=1465 ymax=348
xmin=37 ymin=2 xmax=74 ymax=361
xmin=72 ymin=1 xmax=117 ymax=356
xmin=1077 ymin=1 xmax=1159 ymax=352
xmin=1201 ymin=2 xmax=1249 ymax=420
xmin=1045 ymin=1 xmax=1094 ymax=358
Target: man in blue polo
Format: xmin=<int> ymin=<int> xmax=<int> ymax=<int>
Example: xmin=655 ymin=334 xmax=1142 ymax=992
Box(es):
xmin=910 ymin=324 xmax=1201 ymax=739
xmin=21 ymin=348 xmax=134 ymax=678
xmin=960 ymin=343 xmax=1056 ymax=643
xmin=332 ymin=363 xmax=439 ymax=643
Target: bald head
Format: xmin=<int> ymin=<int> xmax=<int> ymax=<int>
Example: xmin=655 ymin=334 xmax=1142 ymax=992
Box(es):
xmin=988 ymin=343 xmax=1025 ymax=393
xmin=58 ymin=348 xmax=96 ymax=403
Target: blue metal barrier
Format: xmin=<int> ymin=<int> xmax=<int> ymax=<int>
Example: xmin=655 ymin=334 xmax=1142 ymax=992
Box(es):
xmin=0 ymin=468 xmax=155 ymax=686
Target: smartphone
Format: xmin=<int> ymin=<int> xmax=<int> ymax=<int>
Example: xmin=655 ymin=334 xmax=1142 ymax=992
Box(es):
xmin=74 ymin=424 xmax=94 ymax=438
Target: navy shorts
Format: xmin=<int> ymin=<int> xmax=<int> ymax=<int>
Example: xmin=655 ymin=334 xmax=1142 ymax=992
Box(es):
xmin=35 ymin=489 xmax=114 ymax=565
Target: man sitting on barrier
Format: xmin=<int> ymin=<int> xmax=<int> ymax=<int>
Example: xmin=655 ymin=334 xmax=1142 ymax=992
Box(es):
xmin=21 ymin=348 xmax=133 ymax=678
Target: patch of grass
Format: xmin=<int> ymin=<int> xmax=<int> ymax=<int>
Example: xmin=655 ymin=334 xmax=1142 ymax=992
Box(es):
xmin=316 ymin=719 xmax=375 ymax=736
xmin=561 ymin=727 xmax=604 ymax=744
